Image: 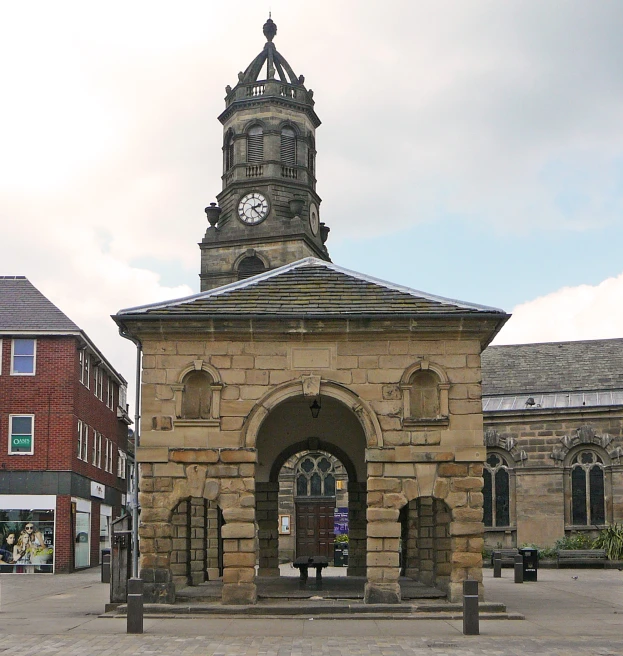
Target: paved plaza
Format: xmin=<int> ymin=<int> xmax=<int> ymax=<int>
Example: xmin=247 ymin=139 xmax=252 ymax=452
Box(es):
xmin=1 ymin=567 xmax=622 ymax=654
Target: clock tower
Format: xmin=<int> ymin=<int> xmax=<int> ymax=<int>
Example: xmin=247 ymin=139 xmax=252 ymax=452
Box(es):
xmin=200 ymin=17 xmax=330 ymax=291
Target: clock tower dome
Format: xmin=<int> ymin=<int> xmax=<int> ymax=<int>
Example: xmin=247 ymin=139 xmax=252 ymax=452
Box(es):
xmin=199 ymin=17 xmax=330 ymax=291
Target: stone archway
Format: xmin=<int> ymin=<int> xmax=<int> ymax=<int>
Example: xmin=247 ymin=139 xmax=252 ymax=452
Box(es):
xmin=244 ymin=378 xmax=383 ymax=450
xmin=253 ymin=389 xmax=369 ymax=578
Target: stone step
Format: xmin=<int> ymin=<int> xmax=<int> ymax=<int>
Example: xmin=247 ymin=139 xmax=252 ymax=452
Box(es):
xmin=108 ymin=600 xmax=522 ymax=620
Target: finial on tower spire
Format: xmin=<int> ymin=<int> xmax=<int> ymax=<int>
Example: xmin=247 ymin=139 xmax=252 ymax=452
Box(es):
xmin=263 ymin=15 xmax=277 ymax=42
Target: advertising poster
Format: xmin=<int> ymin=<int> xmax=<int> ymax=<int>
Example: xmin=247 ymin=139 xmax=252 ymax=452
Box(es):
xmin=0 ymin=509 xmax=55 ymax=573
xmin=333 ymin=507 xmax=348 ymax=535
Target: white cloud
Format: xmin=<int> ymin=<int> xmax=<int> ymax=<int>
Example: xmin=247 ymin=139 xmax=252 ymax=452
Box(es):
xmin=494 ymin=272 xmax=623 ymax=345
xmin=1 ymin=0 xmax=622 ymax=392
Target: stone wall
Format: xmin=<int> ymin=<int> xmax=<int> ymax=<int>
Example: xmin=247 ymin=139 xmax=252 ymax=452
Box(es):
xmin=135 ymin=331 xmax=489 ymax=604
xmin=484 ymin=413 xmax=623 ymax=547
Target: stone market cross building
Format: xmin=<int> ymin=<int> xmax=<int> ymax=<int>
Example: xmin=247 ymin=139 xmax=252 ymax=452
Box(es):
xmin=113 ymin=18 xmax=509 ymax=605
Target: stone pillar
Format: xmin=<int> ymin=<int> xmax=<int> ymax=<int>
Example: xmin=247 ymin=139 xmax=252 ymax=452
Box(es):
xmin=256 ymin=481 xmax=280 ymax=576
xmin=189 ymin=497 xmax=207 ymax=585
xmin=447 ymin=462 xmax=485 ymax=602
xmin=364 ymin=476 xmax=403 ymax=604
xmin=137 ymin=463 xmax=176 ymax=604
xmin=206 ymin=502 xmax=221 ymax=580
xmin=433 ymin=499 xmax=452 ymax=591
xmin=170 ymin=499 xmax=190 ymax=588
xmin=417 ymin=497 xmax=435 ymax=585
xmin=221 ymin=492 xmax=257 ymax=604
xmin=404 ymin=499 xmax=419 ymax=579
xmin=347 ymin=482 xmax=367 ymax=576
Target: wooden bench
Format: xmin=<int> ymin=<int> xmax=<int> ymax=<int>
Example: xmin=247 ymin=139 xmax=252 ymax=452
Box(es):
xmin=490 ymin=549 xmax=519 ymax=567
xmin=293 ymin=556 xmax=329 ymax=583
xmin=557 ymin=549 xmax=607 ymax=567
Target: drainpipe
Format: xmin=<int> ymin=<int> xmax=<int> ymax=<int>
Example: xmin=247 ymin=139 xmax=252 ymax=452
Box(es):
xmin=119 ymin=326 xmax=142 ymax=579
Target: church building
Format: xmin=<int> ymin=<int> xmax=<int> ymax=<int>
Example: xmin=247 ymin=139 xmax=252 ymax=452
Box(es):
xmin=113 ymin=17 xmax=512 ymax=605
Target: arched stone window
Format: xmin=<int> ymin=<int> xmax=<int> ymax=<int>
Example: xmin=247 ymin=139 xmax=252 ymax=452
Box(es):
xmin=280 ymin=127 xmax=296 ymax=166
xmin=223 ymin=129 xmax=235 ymax=172
xmin=181 ymin=370 xmax=212 ymax=419
xmin=483 ymin=452 xmax=511 ymax=527
xmin=295 ymin=453 xmax=336 ymax=498
xmin=247 ymin=125 xmax=263 ymax=163
xmin=168 ymin=361 xmax=222 ymax=428
xmin=410 ymin=370 xmax=439 ymax=419
xmin=570 ymin=450 xmax=606 ymax=526
xmin=401 ymin=361 xmax=449 ymax=430
xmin=237 ymin=255 xmax=266 ymax=280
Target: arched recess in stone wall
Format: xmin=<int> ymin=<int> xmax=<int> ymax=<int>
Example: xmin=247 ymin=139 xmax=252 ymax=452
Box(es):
xmin=243 ymin=378 xmax=383 ymax=451
xmin=398 ymin=461 xmax=484 ymax=600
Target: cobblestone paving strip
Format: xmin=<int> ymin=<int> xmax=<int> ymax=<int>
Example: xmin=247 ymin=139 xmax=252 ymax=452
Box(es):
xmin=0 ymin=634 xmax=622 ymax=655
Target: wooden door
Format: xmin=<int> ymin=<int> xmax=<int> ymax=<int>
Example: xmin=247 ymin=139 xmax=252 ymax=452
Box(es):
xmin=296 ymin=501 xmax=335 ymax=558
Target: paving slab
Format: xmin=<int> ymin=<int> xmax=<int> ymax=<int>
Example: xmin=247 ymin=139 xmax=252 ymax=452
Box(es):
xmin=1 ymin=566 xmax=623 ymax=654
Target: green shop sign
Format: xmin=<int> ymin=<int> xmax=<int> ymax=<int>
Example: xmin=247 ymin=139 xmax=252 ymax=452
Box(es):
xmin=12 ymin=435 xmax=32 ymax=451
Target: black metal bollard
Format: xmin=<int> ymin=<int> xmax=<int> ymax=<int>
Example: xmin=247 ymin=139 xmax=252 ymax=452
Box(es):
xmin=514 ymin=554 xmax=524 ymax=583
xmin=462 ymin=579 xmax=479 ymax=635
xmin=127 ymin=577 xmax=144 ymax=634
xmin=493 ymin=551 xmax=501 ymax=578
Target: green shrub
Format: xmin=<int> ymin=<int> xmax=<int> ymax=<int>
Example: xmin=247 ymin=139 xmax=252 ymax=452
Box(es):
xmin=553 ymin=533 xmax=595 ymax=551
xmin=593 ymin=524 xmax=623 ymax=560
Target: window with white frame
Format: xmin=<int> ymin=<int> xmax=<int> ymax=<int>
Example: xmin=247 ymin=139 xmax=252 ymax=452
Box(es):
xmin=77 ymin=420 xmax=83 ymax=459
xmin=11 ymin=339 xmax=36 ymax=375
xmin=97 ymin=433 xmax=102 ymax=469
xmin=92 ymin=430 xmax=98 ymax=465
xmin=8 ymin=415 xmax=34 ymax=454
xmin=81 ymin=423 xmax=89 ymax=461
xmin=94 ymin=367 xmax=103 ymax=400
xmin=106 ymin=378 xmax=115 ymax=410
xmin=0 ymin=339 xmax=2 ymax=374
xmin=117 ymin=450 xmax=127 ymax=479
xmin=104 ymin=439 xmax=114 ymax=473
xmin=109 ymin=441 xmax=115 ymax=473
xmin=80 ymin=350 xmax=90 ymax=388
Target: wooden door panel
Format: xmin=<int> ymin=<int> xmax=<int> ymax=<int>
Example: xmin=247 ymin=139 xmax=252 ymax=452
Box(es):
xmin=296 ymin=501 xmax=335 ymax=559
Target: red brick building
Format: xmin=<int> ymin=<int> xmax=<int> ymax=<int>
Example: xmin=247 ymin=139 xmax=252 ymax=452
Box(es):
xmin=0 ymin=276 xmax=131 ymax=573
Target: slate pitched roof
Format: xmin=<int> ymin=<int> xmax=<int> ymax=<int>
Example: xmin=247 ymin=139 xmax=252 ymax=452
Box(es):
xmin=482 ymin=339 xmax=623 ymax=396
xmin=117 ymin=258 xmax=507 ymax=319
xmin=0 ymin=276 xmax=79 ymax=332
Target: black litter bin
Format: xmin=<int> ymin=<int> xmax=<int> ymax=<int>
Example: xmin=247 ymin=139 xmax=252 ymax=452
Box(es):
xmin=334 ymin=544 xmax=346 ymax=567
xmin=519 ymin=547 xmax=538 ymax=581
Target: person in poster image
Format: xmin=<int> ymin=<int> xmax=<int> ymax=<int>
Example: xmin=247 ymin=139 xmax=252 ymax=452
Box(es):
xmin=15 ymin=522 xmax=46 ymax=564
xmin=0 ymin=532 xmax=17 ymax=571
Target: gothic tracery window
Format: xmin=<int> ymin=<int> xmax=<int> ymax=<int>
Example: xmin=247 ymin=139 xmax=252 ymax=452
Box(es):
xmin=570 ymin=450 xmax=606 ymax=526
xmin=483 ymin=453 xmax=511 ymax=527
xmin=295 ymin=454 xmax=336 ymax=497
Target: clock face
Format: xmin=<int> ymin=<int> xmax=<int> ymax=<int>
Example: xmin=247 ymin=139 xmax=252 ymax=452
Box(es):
xmin=309 ymin=202 xmax=319 ymax=236
xmin=238 ymin=192 xmax=269 ymax=225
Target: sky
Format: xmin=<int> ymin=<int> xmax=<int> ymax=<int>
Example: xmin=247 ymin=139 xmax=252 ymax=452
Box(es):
xmin=1 ymin=0 xmax=622 ymax=403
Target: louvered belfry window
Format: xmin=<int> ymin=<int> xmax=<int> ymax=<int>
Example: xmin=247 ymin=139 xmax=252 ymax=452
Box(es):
xmin=280 ymin=127 xmax=296 ymax=166
xmin=224 ymin=131 xmax=234 ymax=171
xmin=237 ymin=256 xmax=266 ymax=280
xmin=247 ymin=126 xmax=264 ymax=163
